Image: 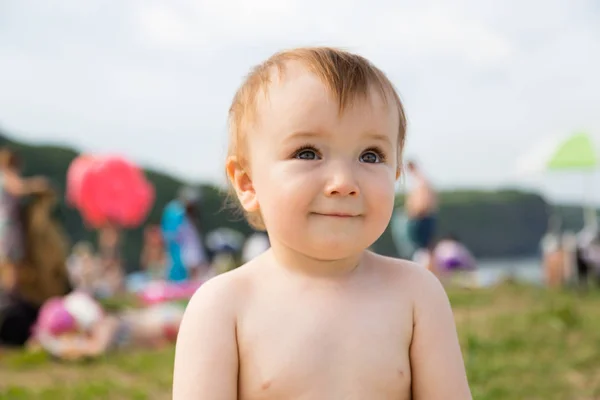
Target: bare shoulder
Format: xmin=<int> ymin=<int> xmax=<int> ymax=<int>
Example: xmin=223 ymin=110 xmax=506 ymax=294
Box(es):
xmin=368 ymin=252 xmax=442 ymax=293
xmin=173 ymin=259 xmax=265 ymax=399
xmin=367 ymin=252 xmax=450 ymax=320
xmin=186 ymin=258 xmax=261 ymax=315
xmin=368 ymin=254 xmax=471 ymax=398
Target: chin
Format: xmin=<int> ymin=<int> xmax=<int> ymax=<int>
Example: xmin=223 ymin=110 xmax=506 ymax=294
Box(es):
xmin=304 ymin=238 xmax=368 ymax=261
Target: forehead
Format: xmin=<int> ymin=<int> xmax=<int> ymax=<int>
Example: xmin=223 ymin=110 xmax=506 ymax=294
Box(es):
xmin=251 ymin=62 xmax=399 ymax=139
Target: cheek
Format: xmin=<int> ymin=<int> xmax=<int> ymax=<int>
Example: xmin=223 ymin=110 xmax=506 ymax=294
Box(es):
xmin=253 ymin=164 xmax=315 ymax=221
xmin=363 ymin=169 xmax=396 ymax=216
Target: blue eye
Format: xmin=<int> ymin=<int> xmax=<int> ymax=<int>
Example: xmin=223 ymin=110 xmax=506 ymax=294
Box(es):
xmin=360 ymin=150 xmax=384 ymax=163
xmin=294 ymin=147 xmax=321 ymax=160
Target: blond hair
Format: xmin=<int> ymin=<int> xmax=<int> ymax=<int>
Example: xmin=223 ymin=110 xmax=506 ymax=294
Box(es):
xmin=227 ymin=47 xmax=407 ymax=229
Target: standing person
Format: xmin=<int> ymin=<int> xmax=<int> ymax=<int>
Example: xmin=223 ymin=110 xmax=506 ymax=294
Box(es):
xmin=540 ymin=215 xmax=575 ymax=288
xmin=404 ymin=160 xmax=438 ymax=263
xmin=0 ymin=148 xmax=52 ymax=347
xmin=95 ymin=224 xmax=124 ymax=298
xmin=177 ymin=187 xmax=210 ymax=280
xmin=173 ymin=47 xmax=471 ymax=399
xmin=575 ymin=228 xmax=600 ymax=288
xmin=162 ymin=187 xmax=210 ymax=282
xmin=0 ymin=148 xmax=48 ymax=292
xmin=140 ymin=225 xmax=167 ymax=280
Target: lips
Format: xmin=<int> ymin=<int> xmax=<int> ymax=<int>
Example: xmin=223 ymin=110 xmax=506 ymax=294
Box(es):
xmin=313 ymin=212 xmax=359 ymax=218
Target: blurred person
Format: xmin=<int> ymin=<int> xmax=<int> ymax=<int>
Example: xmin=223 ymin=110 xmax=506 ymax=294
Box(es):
xmin=174 ymin=47 xmax=470 ymax=399
xmin=18 ymin=185 xmax=71 ymax=304
xmin=140 ymin=225 xmax=167 ymax=280
xmin=559 ymin=232 xmax=577 ymax=286
xmin=430 ymin=235 xmax=477 ymax=287
xmin=575 ymin=227 xmax=600 ymax=288
xmin=96 ymin=224 xmax=124 ymax=298
xmin=404 ymin=160 xmax=438 ymax=260
xmin=390 ymin=209 xmax=414 ymax=259
xmin=204 ymin=228 xmax=245 ymax=278
xmin=162 ymin=200 xmax=188 ymax=282
xmin=0 ymin=149 xmax=61 ymax=347
xmin=540 ymin=215 xmax=576 ymax=288
xmin=162 ymin=187 xmax=210 ymax=282
xmin=28 ymin=291 xmax=185 ymax=360
xmin=0 ymin=147 xmax=48 ymax=291
xmin=179 ymin=218 xmax=208 ymax=280
xmin=540 ymin=214 xmax=562 ymax=285
xmin=205 ymin=227 xmax=245 ymax=256
xmin=432 ymin=235 xmax=476 ymax=271
xmin=179 ymin=187 xmax=210 ymax=280
xmin=0 ymin=293 xmax=39 ymax=346
xmin=542 ymin=241 xmax=568 ymax=288
xmin=66 ymin=241 xmax=99 ymax=294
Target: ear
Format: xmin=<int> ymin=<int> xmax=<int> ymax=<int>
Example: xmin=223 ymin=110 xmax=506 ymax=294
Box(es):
xmin=225 ymin=156 xmax=260 ymax=212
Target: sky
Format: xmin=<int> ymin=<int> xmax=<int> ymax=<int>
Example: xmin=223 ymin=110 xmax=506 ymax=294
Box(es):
xmin=0 ymin=0 xmax=599 ymax=203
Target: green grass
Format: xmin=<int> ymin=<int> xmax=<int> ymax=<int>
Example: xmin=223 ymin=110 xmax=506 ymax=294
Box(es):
xmin=2 ymin=283 xmax=600 ymax=399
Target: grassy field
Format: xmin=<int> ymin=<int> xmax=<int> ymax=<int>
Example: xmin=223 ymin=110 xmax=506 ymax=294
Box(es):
xmin=1 ymin=282 xmax=599 ymax=399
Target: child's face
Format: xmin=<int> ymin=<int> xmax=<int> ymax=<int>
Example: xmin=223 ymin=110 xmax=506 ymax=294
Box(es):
xmin=237 ymin=64 xmax=400 ymax=260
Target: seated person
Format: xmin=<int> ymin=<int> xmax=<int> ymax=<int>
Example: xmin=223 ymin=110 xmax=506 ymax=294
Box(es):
xmin=430 ymin=235 xmax=476 ymax=285
xmin=28 ymin=291 xmax=185 ymax=360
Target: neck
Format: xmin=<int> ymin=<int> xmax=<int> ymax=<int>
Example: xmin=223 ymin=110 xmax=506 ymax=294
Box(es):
xmin=267 ymin=239 xmax=366 ymax=280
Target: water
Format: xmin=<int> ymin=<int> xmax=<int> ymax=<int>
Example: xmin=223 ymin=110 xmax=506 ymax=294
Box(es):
xmin=475 ymin=258 xmax=543 ymax=286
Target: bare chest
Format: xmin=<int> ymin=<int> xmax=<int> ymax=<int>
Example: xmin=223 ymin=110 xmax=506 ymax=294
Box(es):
xmin=237 ymin=291 xmax=413 ymax=399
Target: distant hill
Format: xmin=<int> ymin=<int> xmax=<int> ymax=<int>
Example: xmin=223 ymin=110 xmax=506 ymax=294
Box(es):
xmin=0 ymin=130 xmax=592 ymax=269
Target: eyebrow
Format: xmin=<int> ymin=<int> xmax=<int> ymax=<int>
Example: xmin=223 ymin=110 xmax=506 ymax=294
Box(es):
xmin=286 ymin=130 xmax=392 ymax=145
xmin=364 ymin=131 xmax=392 ymax=146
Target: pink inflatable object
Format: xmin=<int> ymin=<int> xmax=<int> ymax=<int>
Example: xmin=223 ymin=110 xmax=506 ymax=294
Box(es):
xmin=66 ymin=155 xmax=96 ymax=208
xmin=138 ymin=280 xmax=202 ymax=306
xmin=35 ymin=298 xmax=76 ymax=336
xmin=77 ymin=155 xmax=155 ymax=228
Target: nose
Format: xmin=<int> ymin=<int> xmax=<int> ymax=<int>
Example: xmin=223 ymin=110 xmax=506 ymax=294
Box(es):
xmin=324 ymin=162 xmax=360 ymax=197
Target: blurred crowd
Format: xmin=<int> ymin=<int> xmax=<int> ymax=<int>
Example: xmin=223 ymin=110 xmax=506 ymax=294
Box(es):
xmin=0 ymin=146 xmax=270 ymax=359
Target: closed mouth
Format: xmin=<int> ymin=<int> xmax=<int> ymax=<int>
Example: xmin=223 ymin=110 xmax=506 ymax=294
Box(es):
xmin=313 ymin=212 xmax=359 ymax=218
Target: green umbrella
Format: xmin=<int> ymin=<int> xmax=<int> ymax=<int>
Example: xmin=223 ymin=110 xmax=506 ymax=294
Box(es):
xmin=547 ymin=132 xmax=597 ymax=170
xmin=515 ymin=131 xmax=599 ymax=231
xmin=516 ymin=132 xmax=597 ymax=174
